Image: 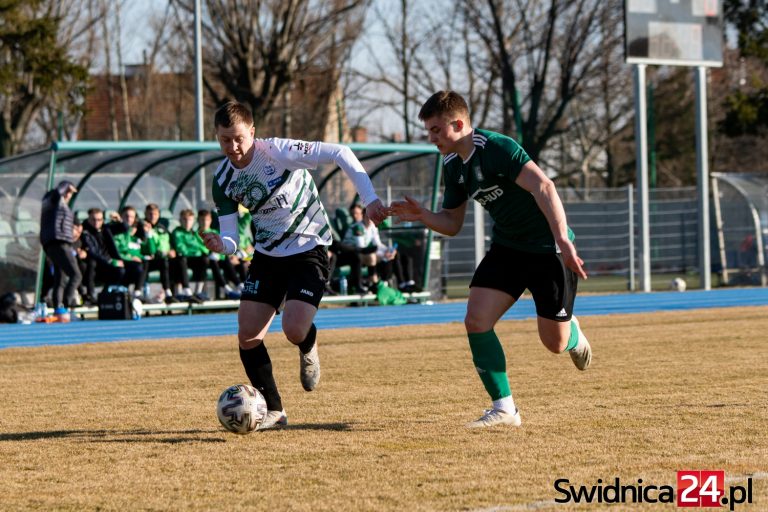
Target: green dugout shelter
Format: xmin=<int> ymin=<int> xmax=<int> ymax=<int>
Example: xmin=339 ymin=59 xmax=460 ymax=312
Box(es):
xmin=0 ymin=141 xmax=442 ymax=305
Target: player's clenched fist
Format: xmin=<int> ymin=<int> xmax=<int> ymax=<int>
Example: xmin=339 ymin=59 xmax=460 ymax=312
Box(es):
xmin=199 ymin=229 xmax=224 ymax=253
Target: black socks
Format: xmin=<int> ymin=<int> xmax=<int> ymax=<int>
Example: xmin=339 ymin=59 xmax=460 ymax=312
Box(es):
xmin=297 ymin=323 xmax=317 ymax=355
xmin=239 ymin=343 xmax=283 ymax=411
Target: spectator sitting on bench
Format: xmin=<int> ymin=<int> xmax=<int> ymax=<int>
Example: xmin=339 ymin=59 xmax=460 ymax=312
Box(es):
xmin=336 ymin=204 xmax=367 ymax=293
xmin=141 ymin=203 xmax=177 ymax=304
xmin=348 ymin=206 xmax=403 ymax=292
xmin=80 ymin=208 xmax=124 ymax=301
xmin=338 ymin=204 xmax=402 ymax=293
xmin=198 ymin=209 xmax=242 ymax=300
xmin=171 ymin=209 xmax=209 ymax=302
xmin=108 ymin=206 xmax=146 ymax=299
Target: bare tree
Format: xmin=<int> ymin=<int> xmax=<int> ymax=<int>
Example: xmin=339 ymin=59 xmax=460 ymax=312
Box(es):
xmin=461 ymin=0 xmax=626 ymax=167
xmin=170 ymin=0 xmax=368 ymax=139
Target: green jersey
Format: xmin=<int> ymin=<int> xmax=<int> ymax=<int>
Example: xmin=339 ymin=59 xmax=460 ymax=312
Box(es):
xmin=442 ymin=129 xmax=572 ymax=253
xmin=172 ymin=227 xmax=206 ymax=257
xmin=113 ymin=230 xmax=143 ymax=260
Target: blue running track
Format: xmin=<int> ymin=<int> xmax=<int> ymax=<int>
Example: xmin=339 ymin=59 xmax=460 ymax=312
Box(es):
xmin=1 ymin=288 xmax=766 ymax=349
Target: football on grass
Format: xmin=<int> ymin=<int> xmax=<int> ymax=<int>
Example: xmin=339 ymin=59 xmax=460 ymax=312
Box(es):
xmin=216 ymin=384 xmax=268 ymax=434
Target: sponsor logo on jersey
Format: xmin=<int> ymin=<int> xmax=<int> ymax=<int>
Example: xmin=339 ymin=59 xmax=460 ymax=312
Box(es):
xmin=472 ymin=185 xmax=504 ymax=206
xmin=267 ymin=176 xmax=283 ymax=188
xmin=457 ymin=175 xmax=464 ymax=184
xmin=290 ymin=141 xmax=314 ymax=155
xmin=264 ymin=164 xmax=276 ymax=176
xmin=472 ymin=162 xmax=484 ymax=182
xmin=300 ymin=289 xmax=314 ymax=297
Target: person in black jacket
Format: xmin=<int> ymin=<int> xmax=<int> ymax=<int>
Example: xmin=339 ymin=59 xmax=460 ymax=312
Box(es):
xmin=80 ymin=208 xmax=124 ymax=299
xmin=39 ymin=180 xmax=82 ymax=315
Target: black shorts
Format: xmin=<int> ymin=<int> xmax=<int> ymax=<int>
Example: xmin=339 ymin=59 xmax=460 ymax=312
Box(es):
xmin=470 ymin=243 xmax=578 ymax=322
xmin=241 ymin=245 xmax=330 ymax=310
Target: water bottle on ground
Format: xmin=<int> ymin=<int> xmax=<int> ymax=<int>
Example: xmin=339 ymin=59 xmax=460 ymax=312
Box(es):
xmin=339 ymin=276 xmax=348 ymax=295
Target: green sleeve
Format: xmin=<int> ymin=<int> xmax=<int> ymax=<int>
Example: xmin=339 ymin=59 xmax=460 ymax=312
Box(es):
xmin=493 ymin=136 xmax=531 ymax=182
xmin=113 ymin=232 xmax=130 ymax=259
xmin=441 ymin=165 xmax=468 ymax=210
xmin=141 ymin=232 xmax=158 ymax=256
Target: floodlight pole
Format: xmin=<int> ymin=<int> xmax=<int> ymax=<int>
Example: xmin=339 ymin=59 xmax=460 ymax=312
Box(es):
xmin=194 ymin=0 xmax=207 ymax=205
xmin=633 ymin=64 xmax=651 ymax=292
xmin=694 ymin=66 xmax=712 ymax=290
xmin=194 ymin=0 xmax=204 ymax=142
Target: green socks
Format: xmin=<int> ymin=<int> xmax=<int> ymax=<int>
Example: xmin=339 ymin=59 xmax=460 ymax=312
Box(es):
xmin=467 ymin=330 xmax=511 ymax=400
xmin=566 ymin=320 xmax=579 ymax=352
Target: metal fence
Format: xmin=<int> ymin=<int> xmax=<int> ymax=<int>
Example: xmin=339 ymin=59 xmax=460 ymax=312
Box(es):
xmin=437 ymin=186 xmax=712 ymax=297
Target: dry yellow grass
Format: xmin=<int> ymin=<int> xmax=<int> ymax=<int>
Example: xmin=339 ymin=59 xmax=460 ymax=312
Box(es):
xmin=0 ymin=307 xmax=766 ymax=511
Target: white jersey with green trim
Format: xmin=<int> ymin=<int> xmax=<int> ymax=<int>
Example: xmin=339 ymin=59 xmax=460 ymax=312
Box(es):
xmin=212 ymin=137 xmax=377 ymax=257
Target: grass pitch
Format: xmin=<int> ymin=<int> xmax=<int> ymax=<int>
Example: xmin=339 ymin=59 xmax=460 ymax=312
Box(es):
xmin=0 ymin=307 xmax=766 ymax=511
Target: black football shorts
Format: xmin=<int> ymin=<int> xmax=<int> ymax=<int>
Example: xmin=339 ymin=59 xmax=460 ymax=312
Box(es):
xmin=240 ymin=245 xmax=330 ymax=310
xmin=470 ymin=242 xmax=578 ymax=322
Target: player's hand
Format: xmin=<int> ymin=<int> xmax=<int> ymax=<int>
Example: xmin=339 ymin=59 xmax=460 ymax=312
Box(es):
xmin=199 ymin=229 xmax=225 ymax=253
xmin=365 ymin=199 xmax=390 ymax=225
xmin=559 ymin=240 xmax=588 ymax=280
xmin=390 ymin=195 xmax=424 ymax=223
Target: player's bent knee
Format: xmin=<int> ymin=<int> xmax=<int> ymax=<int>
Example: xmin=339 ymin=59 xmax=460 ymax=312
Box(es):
xmin=283 ymin=324 xmax=309 ymax=344
xmin=464 ymin=313 xmax=493 ymax=334
xmin=238 ymin=335 xmax=263 ymax=350
xmin=539 ymin=334 xmax=568 ymax=354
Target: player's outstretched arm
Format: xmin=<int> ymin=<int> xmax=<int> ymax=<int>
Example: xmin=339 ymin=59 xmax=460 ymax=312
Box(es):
xmin=390 ymin=196 xmax=466 ymax=237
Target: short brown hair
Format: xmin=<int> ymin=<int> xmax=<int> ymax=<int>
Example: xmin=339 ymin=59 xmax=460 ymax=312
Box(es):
xmin=214 ymin=101 xmax=254 ymax=129
xmin=418 ymin=90 xmax=470 ymax=122
xmin=180 ymin=209 xmax=195 ymax=219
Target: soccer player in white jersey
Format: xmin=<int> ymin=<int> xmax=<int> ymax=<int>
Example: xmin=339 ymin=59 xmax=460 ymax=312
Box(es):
xmin=201 ymin=101 xmax=388 ymax=430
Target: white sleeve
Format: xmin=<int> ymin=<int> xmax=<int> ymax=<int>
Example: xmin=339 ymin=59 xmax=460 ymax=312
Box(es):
xmin=265 ymin=138 xmax=378 ymax=207
xmin=315 ymin=142 xmax=379 ymax=207
xmin=217 ymin=212 xmax=239 ymax=255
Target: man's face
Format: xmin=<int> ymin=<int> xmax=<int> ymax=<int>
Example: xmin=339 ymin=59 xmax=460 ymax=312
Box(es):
xmin=88 ymin=212 xmax=104 ymax=230
xmin=216 ymin=122 xmax=255 ymax=167
xmin=146 ymin=208 xmax=160 ymax=225
xmin=351 ymin=207 xmax=363 ymax=223
xmin=424 ymin=115 xmax=462 ymax=155
xmin=122 ymin=209 xmax=136 ymax=226
xmin=181 ymin=215 xmax=195 ymax=230
xmin=198 ymin=215 xmax=211 ymax=230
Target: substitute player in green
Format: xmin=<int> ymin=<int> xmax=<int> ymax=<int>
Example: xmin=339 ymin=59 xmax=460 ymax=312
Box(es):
xmin=200 ymin=101 xmax=388 ymax=430
xmin=391 ymin=91 xmax=592 ymax=428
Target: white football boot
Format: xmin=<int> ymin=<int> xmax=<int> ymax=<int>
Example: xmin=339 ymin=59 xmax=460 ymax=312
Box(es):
xmin=466 ymin=408 xmax=522 ymax=428
xmin=300 ymin=344 xmax=321 ymax=391
xmin=569 ymin=316 xmax=592 ymax=371
xmin=257 ymin=410 xmax=288 ymax=431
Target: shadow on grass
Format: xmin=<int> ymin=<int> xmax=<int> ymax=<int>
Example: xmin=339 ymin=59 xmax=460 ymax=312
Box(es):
xmin=281 ymin=422 xmax=353 ymax=431
xmin=0 ymin=428 xmax=225 ymax=444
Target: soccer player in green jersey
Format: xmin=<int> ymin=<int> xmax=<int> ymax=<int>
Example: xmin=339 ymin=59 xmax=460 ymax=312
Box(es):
xmin=391 ymin=91 xmax=592 ymax=428
xmin=200 ymin=101 xmax=388 ymax=430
